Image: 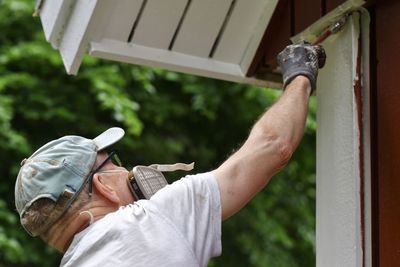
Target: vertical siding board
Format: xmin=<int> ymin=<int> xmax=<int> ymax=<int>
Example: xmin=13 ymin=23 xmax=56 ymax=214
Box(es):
xmin=375 ymin=1 xmax=400 ymax=266
xmin=101 ymin=0 xmax=144 ymax=42
xmin=326 ymin=0 xmax=347 ymax=12
xmin=171 ymin=0 xmax=232 ymax=57
xmin=293 ymin=0 xmax=323 ymax=34
xmin=131 ymin=0 xmax=188 ymax=49
xmin=212 ymin=0 xmax=274 ymax=64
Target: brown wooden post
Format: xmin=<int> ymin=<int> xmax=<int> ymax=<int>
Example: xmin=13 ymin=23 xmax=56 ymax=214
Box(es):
xmin=293 ymin=0 xmax=323 ymax=34
xmin=325 ymin=0 xmax=347 ymax=12
xmin=371 ymin=1 xmax=400 ymax=266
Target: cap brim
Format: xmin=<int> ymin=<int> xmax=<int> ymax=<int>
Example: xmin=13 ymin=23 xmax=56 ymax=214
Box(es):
xmin=93 ymin=127 xmax=125 ymax=151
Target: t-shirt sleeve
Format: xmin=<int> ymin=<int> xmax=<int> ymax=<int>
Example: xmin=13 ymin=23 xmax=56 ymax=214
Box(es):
xmin=147 ymin=172 xmax=222 ymax=266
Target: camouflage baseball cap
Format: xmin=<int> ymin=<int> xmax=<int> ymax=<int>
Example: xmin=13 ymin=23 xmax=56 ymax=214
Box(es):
xmin=15 ymin=127 xmax=125 ymax=236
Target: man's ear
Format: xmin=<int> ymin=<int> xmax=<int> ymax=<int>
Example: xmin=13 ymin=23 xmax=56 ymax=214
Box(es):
xmin=92 ymin=173 xmax=120 ymax=204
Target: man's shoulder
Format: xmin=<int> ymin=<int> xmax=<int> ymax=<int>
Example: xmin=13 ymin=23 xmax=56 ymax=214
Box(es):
xmin=149 ymin=172 xmax=218 ymax=200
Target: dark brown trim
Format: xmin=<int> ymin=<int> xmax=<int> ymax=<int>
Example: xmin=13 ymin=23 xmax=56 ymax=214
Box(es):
xmin=321 ymin=0 xmax=327 ymax=15
xmin=289 ymin=0 xmax=295 ymax=36
xmin=293 ymin=0 xmax=323 ymax=34
xmin=325 ymin=0 xmax=347 ymax=12
xmin=374 ymin=1 xmax=400 ymax=265
xmin=353 ymin=12 xmax=365 ymax=266
xmin=368 ymin=5 xmax=379 ymax=267
xmin=246 ymin=0 xmax=291 ymax=77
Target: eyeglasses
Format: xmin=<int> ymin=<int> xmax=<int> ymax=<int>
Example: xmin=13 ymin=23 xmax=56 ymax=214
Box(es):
xmin=88 ymin=150 xmax=122 ymax=196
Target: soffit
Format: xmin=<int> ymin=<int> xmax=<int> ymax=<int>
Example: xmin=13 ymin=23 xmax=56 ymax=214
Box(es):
xmin=39 ymin=0 xmax=281 ymax=88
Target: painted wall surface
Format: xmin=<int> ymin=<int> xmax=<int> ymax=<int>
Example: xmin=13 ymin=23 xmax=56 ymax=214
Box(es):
xmin=374 ymin=2 xmax=400 ymax=265
xmin=316 ymin=14 xmax=363 ymax=267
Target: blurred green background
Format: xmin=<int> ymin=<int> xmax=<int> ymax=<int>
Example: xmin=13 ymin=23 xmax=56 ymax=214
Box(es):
xmin=0 ymin=0 xmax=316 ymax=266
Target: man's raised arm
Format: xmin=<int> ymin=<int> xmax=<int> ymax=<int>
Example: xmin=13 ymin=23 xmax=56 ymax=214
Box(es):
xmin=212 ymin=43 xmax=326 ymax=220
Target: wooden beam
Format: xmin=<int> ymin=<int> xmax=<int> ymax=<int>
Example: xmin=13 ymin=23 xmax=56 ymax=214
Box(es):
xmin=90 ymin=39 xmax=282 ymax=88
xmin=374 ymin=1 xmax=400 ymax=265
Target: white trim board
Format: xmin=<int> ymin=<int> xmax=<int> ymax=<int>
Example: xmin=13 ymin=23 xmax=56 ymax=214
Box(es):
xmin=90 ymin=39 xmax=282 ymax=88
xmin=316 ymin=11 xmax=370 ymax=267
xmin=39 ymin=0 xmax=76 ymax=48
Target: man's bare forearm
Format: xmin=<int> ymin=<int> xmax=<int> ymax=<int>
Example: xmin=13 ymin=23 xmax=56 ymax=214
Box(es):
xmin=213 ymin=77 xmax=311 ymax=219
xmin=250 ymin=76 xmax=311 ymax=155
xmin=214 ymin=43 xmax=325 ymax=220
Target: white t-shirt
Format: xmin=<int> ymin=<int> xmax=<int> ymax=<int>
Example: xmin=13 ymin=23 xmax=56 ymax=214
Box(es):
xmin=60 ymin=172 xmax=222 ymax=267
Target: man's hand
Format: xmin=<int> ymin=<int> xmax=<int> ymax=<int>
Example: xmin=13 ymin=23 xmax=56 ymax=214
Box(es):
xmin=277 ymin=42 xmax=326 ymax=92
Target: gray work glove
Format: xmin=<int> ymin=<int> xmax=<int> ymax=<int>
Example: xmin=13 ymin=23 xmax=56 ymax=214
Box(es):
xmin=277 ymin=42 xmax=326 ymax=93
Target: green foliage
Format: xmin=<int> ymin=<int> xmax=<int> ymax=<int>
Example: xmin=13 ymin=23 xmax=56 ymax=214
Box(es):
xmin=0 ymin=0 xmax=316 ymax=266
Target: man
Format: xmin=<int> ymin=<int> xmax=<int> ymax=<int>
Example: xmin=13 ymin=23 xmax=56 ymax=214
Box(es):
xmin=15 ymin=42 xmax=325 ymax=266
